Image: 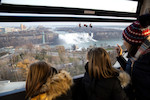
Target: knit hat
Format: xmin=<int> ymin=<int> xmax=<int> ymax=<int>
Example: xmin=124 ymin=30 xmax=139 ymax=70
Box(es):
xmin=123 ymin=21 xmax=150 ymax=45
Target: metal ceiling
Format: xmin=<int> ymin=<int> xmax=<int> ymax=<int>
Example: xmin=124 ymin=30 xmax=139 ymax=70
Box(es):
xmin=0 ymin=0 xmax=143 ymax=22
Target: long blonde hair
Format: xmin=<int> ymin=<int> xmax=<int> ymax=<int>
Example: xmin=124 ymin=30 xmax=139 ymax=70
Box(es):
xmin=26 ymin=61 xmax=55 ymax=99
xmin=88 ymin=48 xmax=118 ymax=79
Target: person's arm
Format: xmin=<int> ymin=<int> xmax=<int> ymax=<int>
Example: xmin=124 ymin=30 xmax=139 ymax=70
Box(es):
xmin=112 ymin=79 xmax=129 ymax=100
xmin=116 ymin=56 xmax=127 ymax=70
xmin=116 ymin=44 xmax=127 ymax=70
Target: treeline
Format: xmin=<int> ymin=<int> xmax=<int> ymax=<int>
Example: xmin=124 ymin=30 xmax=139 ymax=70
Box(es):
xmin=0 ymin=32 xmax=58 ymax=48
xmin=0 ymin=46 xmax=117 ymax=81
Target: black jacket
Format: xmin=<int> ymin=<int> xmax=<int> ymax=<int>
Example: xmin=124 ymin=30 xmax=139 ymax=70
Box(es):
xmin=82 ymin=66 xmax=129 ymax=100
xmin=117 ymin=52 xmax=150 ymax=100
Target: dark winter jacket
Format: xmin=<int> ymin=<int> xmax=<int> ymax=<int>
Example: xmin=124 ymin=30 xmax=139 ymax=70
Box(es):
xmin=82 ymin=68 xmax=130 ymax=100
xmin=117 ymin=52 xmax=150 ymax=100
xmin=117 ymin=56 xmax=132 ymax=75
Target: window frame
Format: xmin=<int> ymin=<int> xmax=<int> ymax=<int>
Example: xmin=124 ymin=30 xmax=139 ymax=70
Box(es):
xmin=0 ymin=1 xmax=142 ymax=22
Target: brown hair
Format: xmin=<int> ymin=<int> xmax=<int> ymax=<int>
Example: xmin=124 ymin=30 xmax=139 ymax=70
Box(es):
xmin=87 ymin=48 xmax=93 ymax=61
xmin=88 ymin=47 xmax=118 ymax=79
xmin=26 ymin=61 xmax=55 ymax=99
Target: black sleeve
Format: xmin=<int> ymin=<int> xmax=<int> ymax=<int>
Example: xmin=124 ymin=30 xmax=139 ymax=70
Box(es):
xmin=112 ymin=79 xmax=129 ymax=100
xmin=116 ymin=56 xmax=127 ymax=70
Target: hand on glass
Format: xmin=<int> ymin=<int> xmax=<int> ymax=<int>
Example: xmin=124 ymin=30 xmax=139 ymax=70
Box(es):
xmin=115 ymin=44 xmax=123 ymax=57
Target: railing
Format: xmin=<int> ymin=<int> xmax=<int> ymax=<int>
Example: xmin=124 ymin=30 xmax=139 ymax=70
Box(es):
xmin=0 ymin=74 xmax=84 ymax=100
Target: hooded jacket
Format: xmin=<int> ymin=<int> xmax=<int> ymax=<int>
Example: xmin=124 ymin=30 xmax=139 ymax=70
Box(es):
xmin=82 ymin=71 xmax=130 ymax=100
xmin=29 ymin=70 xmax=73 ymax=100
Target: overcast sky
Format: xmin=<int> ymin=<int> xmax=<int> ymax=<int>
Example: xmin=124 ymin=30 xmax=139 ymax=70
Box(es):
xmin=0 ymin=22 xmax=132 ymax=28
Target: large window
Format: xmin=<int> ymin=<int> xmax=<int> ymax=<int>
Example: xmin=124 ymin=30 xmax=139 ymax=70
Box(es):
xmin=0 ymin=22 xmax=130 ymax=82
xmin=0 ymin=0 xmax=138 ymax=96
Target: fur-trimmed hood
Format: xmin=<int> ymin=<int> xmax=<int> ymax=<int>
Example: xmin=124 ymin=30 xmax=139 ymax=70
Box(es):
xmin=117 ymin=71 xmax=131 ymax=88
xmin=30 ymin=70 xmax=73 ymax=100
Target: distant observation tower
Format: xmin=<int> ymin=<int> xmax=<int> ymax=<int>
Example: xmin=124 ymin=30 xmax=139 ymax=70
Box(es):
xmin=42 ymin=32 xmax=45 ymax=44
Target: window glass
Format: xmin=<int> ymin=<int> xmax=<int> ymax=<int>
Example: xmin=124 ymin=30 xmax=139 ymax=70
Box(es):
xmin=0 ymin=21 xmax=132 ymax=94
xmin=2 ymin=0 xmax=138 ymax=13
xmin=0 ymin=22 xmax=130 ymax=82
xmin=0 ymin=0 xmax=137 ymax=95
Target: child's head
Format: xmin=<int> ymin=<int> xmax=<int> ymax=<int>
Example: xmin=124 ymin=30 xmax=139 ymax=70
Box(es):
xmin=26 ymin=61 xmax=55 ymax=98
xmin=88 ymin=47 xmax=118 ymax=79
xmin=122 ymin=14 xmax=150 ymax=57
